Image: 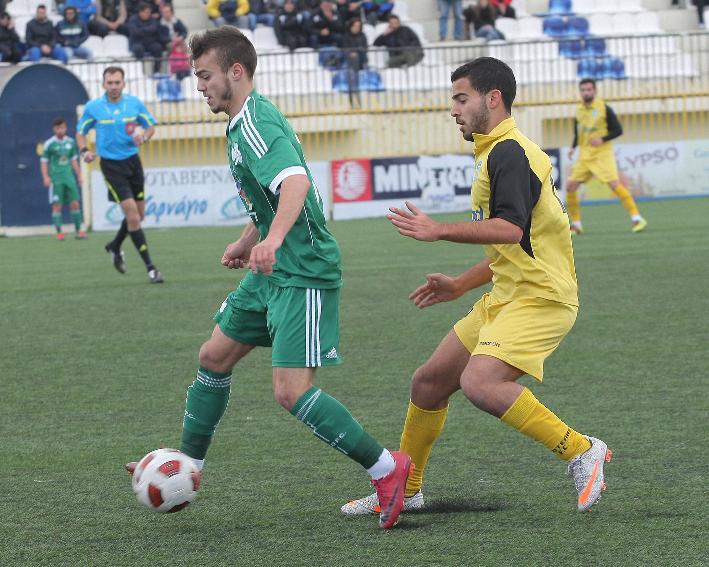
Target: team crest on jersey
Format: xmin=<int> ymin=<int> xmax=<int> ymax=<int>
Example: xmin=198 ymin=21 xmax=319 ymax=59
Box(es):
xmin=471 ymin=206 xmax=485 ymax=222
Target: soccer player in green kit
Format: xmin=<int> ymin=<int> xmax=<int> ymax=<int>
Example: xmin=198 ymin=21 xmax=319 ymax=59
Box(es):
xmin=126 ymin=27 xmax=412 ymax=529
xmin=40 ymin=118 xmax=86 ymax=240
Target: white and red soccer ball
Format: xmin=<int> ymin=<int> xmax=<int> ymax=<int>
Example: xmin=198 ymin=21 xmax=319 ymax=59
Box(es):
xmin=132 ymin=448 xmax=201 ymax=513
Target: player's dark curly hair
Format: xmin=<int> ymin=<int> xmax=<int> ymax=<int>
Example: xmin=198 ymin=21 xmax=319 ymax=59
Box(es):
xmin=451 ymin=57 xmax=516 ymax=113
xmin=189 ymin=26 xmax=257 ymax=79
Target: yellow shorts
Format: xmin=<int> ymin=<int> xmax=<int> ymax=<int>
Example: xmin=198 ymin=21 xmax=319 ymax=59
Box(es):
xmin=453 ymin=293 xmax=578 ymax=381
xmin=569 ymin=154 xmax=619 ymax=184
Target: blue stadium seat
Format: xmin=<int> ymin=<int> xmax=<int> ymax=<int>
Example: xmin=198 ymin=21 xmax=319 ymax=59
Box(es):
xmin=583 ymin=38 xmax=607 ymax=58
xmin=548 ymin=0 xmax=572 ymax=14
xmin=156 ymin=76 xmax=185 ymax=102
xmin=332 ymin=69 xmax=385 ymax=92
xmin=603 ymin=57 xmax=626 ymax=80
xmin=577 ymin=57 xmax=603 ymax=80
xmin=559 ymin=39 xmax=583 ymax=59
xmin=567 ymin=16 xmax=589 ymax=37
xmin=543 ymin=16 xmax=567 ymax=38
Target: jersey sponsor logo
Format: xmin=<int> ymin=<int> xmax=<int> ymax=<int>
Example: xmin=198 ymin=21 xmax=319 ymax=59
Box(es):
xmin=478 ymin=340 xmax=500 ymax=348
xmin=125 ymin=121 xmax=138 ymax=135
xmin=331 ymin=159 xmax=372 ymax=203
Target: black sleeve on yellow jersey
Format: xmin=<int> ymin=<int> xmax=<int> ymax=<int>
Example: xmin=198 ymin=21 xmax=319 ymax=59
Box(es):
xmin=571 ymin=118 xmax=578 ymax=148
xmin=487 ymin=139 xmax=542 ymax=258
xmin=602 ymin=105 xmax=623 ymax=142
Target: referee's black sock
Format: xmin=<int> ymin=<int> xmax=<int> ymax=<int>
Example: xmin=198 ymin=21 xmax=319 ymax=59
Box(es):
xmin=128 ymin=229 xmax=154 ymax=271
xmin=110 ymin=219 xmax=128 ymax=250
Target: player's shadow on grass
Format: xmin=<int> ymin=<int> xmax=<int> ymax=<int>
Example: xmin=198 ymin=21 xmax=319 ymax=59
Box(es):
xmin=411 ymin=497 xmax=507 ymax=515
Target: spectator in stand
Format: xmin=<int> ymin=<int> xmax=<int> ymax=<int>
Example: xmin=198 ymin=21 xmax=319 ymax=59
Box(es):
xmin=373 ymin=13 xmax=423 ymax=68
xmin=127 ymin=2 xmax=168 ymax=72
xmin=207 ymin=0 xmax=251 ymax=28
xmin=168 ymin=35 xmax=190 ymax=80
xmin=438 ymin=0 xmax=463 ymax=41
xmin=247 ymin=0 xmax=277 ymax=29
xmin=274 ymin=0 xmax=309 ymax=51
xmin=126 ymin=0 xmax=157 ymax=18
xmin=159 ymin=2 xmax=187 ymax=40
xmin=361 ymin=0 xmax=393 ymax=26
xmin=335 ymin=0 xmax=363 ymax=22
xmin=342 ymin=17 xmax=367 ymax=106
xmin=90 ymin=0 xmax=129 ymax=36
xmin=25 ymin=5 xmax=69 ymax=63
xmin=310 ymin=0 xmax=344 ymax=49
xmin=490 ymin=0 xmax=515 ymax=18
xmin=56 ymin=6 xmax=93 ymax=60
xmin=0 ymin=12 xmax=23 ymax=63
xmin=463 ymin=0 xmax=503 ymax=41
xmin=66 ymin=0 xmax=98 ymax=25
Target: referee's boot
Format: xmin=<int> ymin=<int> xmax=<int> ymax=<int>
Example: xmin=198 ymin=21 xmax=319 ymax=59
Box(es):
xmin=105 ymin=242 xmax=127 ymax=274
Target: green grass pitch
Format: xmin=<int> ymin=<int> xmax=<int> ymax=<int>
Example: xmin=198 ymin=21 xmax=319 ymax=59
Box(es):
xmin=1 ymin=198 xmax=707 ymax=566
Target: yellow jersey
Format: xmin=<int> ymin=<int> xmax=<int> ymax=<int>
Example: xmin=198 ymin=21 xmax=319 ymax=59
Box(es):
xmin=471 ymin=117 xmax=578 ymax=306
xmin=573 ymin=98 xmax=623 ymax=159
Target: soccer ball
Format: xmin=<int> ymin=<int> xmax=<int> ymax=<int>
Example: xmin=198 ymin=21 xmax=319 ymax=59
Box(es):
xmin=132 ymin=448 xmax=201 ymax=513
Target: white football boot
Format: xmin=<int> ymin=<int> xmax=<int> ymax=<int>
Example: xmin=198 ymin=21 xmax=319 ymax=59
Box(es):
xmin=341 ymin=490 xmax=424 ymax=515
xmin=567 ymin=436 xmax=613 ymax=512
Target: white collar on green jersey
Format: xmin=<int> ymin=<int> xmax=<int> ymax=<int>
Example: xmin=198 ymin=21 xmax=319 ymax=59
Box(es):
xmin=228 ymin=95 xmax=252 ymax=131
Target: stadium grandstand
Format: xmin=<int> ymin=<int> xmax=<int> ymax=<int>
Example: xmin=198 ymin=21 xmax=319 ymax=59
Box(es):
xmin=0 ymin=0 xmax=708 ymax=229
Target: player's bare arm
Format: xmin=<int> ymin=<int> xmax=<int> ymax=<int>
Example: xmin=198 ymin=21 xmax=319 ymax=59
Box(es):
xmin=248 ymin=174 xmax=310 ymax=275
xmin=222 ymin=223 xmax=259 ymax=269
xmin=410 ymin=258 xmax=493 ymax=309
xmin=40 ymin=160 xmax=51 ymax=187
xmin=71 ymin=157 xmax=82 ymax=186
xmin=388 ymin=201 xmax=522 ymax=244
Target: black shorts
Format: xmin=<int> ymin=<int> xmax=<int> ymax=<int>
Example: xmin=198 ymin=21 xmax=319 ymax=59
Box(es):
xmin=100 ymin=155 xmax=145 ymax=203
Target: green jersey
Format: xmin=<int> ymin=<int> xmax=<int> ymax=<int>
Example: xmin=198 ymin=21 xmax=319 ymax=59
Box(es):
xmin=41 ymin=136 xmax=78 ymax=180
xmin=227 ymin=90 xmax=341 ymax=289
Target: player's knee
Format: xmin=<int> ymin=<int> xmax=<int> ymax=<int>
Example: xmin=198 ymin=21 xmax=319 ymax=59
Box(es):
xmin=460 ymin=374 xmax=494 ymax=412
xmin=198 ymin=341 xmax=232 ymax=374
xmin=272 ymin=382 xmax=299 ymax=411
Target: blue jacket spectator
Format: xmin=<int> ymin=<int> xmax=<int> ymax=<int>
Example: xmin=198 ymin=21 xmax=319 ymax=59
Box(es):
xmin=0 ymin=12 xmax=23 ymax=63
xmin=66 ymin=0 xmax=97 ymax=24
xmin=159 ymin=3 xmax=187 ymax=41
xmin=127 ymin=2 xmax=168 ymax=72
xmin=56 ymin=6 xmax=93 ymax=59
xmin=25 ymin=5 xmax=69 ymax=63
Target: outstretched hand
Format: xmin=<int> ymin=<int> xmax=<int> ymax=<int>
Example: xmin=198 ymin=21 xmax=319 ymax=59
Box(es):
xmin=409 ymin=273 xmax=462 ymax=309
xmin=387 ymin=201 xmax=441 ymax=242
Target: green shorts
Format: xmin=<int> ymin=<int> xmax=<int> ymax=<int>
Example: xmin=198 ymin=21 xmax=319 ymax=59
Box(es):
xmin=214 ymin=272 xmax=342 ymax=368
xmin=51 ymin=177 xmax=80 ymax=205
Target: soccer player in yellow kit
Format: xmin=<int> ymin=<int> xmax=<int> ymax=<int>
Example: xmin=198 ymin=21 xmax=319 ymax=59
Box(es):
xmin=566 ymin=78 xmax=647 ymax=234
xmin=341 ymin=57 xmax=612 ymax=517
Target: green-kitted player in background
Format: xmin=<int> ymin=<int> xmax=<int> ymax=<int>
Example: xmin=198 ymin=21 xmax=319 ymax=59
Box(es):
xmin=40 ymin=118 xmax=87 ymax=240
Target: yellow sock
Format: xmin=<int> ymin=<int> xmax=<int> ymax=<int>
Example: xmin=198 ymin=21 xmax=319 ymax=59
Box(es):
xmin=399 ymin=401 xmax=448 ymax=496
xmin=566 ymin=191 xmax=581 ymax=223
xmin=500 ymin=388 xmax=591 ymax=462
xmin=612 ymin=183 xmax=640 ymax=217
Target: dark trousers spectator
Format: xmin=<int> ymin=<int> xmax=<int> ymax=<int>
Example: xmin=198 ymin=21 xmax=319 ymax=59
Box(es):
xmin=131 ymin=39 xmax=163 ymax=72
xmin=388 ymin=46 xmax=423 ymax=67
xmin=89 ymin=20 xmax=129 ymax=36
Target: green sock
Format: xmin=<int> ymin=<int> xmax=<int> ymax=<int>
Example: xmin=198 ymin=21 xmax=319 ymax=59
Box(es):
xmin=71 ymin=210 xmax=82 ymax=231
xmin=180 ymin=367 xmax=231 ymax=460
xmin=291 ymin=387 xmax=383 ymax=469
xmin=52 ymin=212 xmax=62 ymax=233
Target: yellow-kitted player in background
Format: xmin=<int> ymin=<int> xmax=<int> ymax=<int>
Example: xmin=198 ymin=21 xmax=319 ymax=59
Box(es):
xmin=565 ymin=79 xmax=647 ymax=234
